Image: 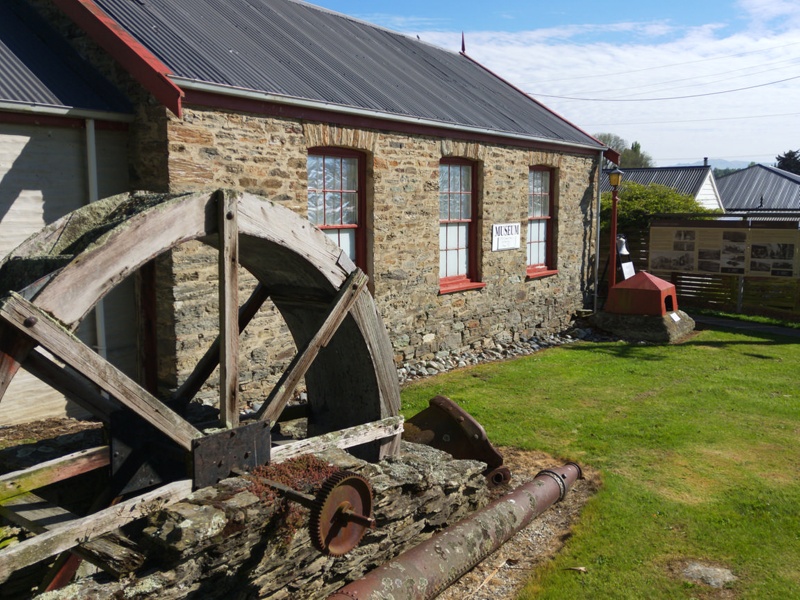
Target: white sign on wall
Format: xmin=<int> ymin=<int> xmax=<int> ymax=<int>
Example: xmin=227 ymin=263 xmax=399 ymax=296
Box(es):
xmin=492 ymin=222 xmax=521 ymax=252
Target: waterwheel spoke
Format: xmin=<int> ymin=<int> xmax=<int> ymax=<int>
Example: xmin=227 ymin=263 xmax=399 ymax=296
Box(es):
xmin=218 ymin=192 xmax=240 ymax=429
xmin=256 ymin=269 xmax=368 ymax=425
xmin=0 ymin=293 xmax=202 ymax=451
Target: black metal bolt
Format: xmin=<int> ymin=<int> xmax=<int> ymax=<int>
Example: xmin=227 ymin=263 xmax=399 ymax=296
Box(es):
xmin=23 ymin=316 xmax=37 ymax=327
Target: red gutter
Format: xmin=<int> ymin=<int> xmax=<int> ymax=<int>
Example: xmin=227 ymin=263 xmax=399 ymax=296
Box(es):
xmin=52 ymin=0 xmax=183 ymax=117
xmin=458 ymin=51 xmax=619 ymax=165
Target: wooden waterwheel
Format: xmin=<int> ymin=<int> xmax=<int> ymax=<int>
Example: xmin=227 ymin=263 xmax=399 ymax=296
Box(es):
xmin=0 ymin=189 xmax=401 ymax=588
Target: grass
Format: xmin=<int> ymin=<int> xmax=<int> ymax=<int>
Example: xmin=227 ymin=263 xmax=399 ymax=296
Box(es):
xmin=401 ymin=326 xmax=800 ymax=599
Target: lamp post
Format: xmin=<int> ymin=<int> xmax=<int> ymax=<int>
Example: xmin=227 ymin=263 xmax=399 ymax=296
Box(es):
xmin=607 ymin=167 xmax=624 ymax=289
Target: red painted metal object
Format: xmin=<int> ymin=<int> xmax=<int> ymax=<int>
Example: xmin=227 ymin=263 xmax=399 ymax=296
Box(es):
xmin=605 ymin=271 xmax=678 ymax=316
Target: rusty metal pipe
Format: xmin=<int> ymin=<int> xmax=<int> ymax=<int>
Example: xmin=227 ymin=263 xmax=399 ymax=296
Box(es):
xmin=327 ymin=462 xmax=582 ymax=600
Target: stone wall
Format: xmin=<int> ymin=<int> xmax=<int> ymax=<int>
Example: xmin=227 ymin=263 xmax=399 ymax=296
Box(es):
xmin=154 ymin=107 xmax=598 ymax=397
xmin=39 ymin=443 xmax=489 ymax=600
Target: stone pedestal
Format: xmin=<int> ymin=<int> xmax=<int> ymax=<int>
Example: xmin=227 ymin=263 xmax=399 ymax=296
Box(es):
xmin=591 ymin=310 xmax=695 ymax=343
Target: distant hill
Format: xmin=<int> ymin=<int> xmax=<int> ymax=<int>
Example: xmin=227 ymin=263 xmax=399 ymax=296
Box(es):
xmin=672 ymin=159 xmax=755 ymax=170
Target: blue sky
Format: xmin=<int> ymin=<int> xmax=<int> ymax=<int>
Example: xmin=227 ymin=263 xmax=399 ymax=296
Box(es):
xmin=310 ymin=0 xmax=800 ymax=166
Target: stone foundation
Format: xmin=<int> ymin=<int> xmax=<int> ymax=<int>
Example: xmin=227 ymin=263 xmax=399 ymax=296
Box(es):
xmin=37 ymin=443 xmax=489 ymax=600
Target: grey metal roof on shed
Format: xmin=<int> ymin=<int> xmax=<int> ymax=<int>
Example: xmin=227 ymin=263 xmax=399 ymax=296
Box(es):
xmin=89 ymin=0 xmax=601 ymax=148
xmin=600 ymin=166 xmax=710 ymax=196
xmin=0 ymin=0 xmax=131 ymax=116
xmin=716 ymin=164 xmax=800 ymax=211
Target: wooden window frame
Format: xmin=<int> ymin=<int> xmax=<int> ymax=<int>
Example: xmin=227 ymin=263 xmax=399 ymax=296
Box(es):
xmin=527 ymin=166 xmax=558 ymax=279
xmin=439 ymin=158 xmax=485 ymax=294
xmin=307 ymin=147 xmax=367 ymax=272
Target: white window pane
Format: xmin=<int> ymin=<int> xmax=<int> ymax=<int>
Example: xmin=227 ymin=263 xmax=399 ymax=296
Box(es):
xmin=439 ymin=165 xmax=449 ymax=192
xmin=457 ymin=248 xmax=468 ymax=275
xmin=447 ymin=223 xmax=459 ymax=249
xmin=541 ymin=171 xmax=550 ymax=194
xmin=440 ymin=193 xmax=449 ymax=219
xmin=342 ymin=158 xmax=358 ymax=191
xmin=458 ymin=223 xmax=468 ymax=247
xmin=308 ymin=155 xmax=323 ymax=189
xmin=450 ymin=166 xmax=460 ymax=192
xmin=324 ymin=156 xmax=340 ymax=190
xmin=308 ymin=192 xmax=323 ymax=224
xmin=447 ymin=249 xmax=459 ymax=276
xmin=340 ymin=229 xmax=356 ymax=260
xmin=439 ymin=224 xmax=447 ymax=250
xmin=341 ymin=192 xmax=357 ymax=224
xmin=461 ymin=194 xmax=471 ymax=220
xmin=461 ymin=165 xmax=472 ymax=192
xmin=449 ymin=194 xmax=460 ymax=221
xmin=325 ymin=192 xmax=341 ymax=225
xmin=439 ymin=249 xmax=447 ymax=277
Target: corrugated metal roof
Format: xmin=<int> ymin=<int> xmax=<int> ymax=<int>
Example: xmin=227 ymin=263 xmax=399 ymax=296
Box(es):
xmin=717 ymin=164 xmax=800 ymax=211
xmin=89 ymin=0 xmax=601 ymax=148
xmin=0 ymin=0 xmax=131 ymax=115
xmin=600 ymin=166 xmax=711 ymax=197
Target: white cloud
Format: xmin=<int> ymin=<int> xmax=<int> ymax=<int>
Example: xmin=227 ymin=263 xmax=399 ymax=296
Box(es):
xmin=417 ymin=21 xmax=800 ymax=165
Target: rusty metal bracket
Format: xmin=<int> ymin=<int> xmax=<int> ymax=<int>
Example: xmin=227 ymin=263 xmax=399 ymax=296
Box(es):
xmin=192 ymin=421 xmax=270 ymax=489
xmin=403 ymin=395 xmax=511 ymax=486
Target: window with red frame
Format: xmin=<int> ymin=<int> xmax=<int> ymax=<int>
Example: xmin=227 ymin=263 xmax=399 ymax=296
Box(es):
xmin=307 ymin=149 xmax=366 ymax=270
xmin=439 ymin=159 xmax=483 ymax=293
xmin=527 ymin=167 xmax=556 ymax=277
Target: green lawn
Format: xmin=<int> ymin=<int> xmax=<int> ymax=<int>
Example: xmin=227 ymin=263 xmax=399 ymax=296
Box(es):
xmin=401 ymin=326 xmax=800 ymax=599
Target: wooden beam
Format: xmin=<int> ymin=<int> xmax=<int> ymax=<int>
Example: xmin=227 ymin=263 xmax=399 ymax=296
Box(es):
xmin=218 ymin=192 xmax=239 ymax=429
xmin=270 ymin=416 xmax=404 ymax=463
xmin=23 ymin=350 xmax=117 ymax=421
xmin=0 ymin=446 xmax=109 ymax=503
xmin=256 ymin=269 xmax=368 ymax=425
xmin=171 ymin=283 xmax=270 ymax=410
xmin=0 ymin=323 xmax=35 ymax=402
xmin=0 ymin=480 xmax=191 ymax=583
xmin=0 ymin=293 xmax=202 ymax=451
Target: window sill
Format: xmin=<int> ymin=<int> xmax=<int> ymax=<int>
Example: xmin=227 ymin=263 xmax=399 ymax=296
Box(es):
xmin=526 ymin=268 xmax=558 ymax=280
xmin=438 ymin=278 xmax=486 ymax=295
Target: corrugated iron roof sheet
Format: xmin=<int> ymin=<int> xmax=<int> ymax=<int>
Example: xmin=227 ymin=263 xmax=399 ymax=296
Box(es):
xmin=90 ymin=0 xmax=601 ymax=148
xmin=600 ymin=166 xmax=710 ymax=196
xmin=717 ymin=164 xmax=800 ymax=211
xmin=0 ymin=0 xmax=131 ymax=115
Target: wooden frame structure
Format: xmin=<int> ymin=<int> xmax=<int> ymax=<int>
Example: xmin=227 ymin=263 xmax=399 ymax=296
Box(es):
xmin=0 ymin=189 xmax=402 ymax=588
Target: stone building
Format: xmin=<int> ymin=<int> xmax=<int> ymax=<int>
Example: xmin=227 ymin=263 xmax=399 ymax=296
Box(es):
xmin=1 ymin=0 xmax=615 ymax=416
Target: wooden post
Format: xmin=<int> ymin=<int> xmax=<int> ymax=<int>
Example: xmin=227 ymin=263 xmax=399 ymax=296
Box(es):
xmin=218 ymin=191 xmax=240 ymax=429
xmin=256 ymin=269 xmax=368 ymax=425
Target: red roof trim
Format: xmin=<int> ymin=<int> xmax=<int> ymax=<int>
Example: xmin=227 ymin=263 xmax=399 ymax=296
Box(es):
xmin=53 ymin=0 xmax=183 ymax=117
xmin=182 ymin=89 xmax=601 ymax=157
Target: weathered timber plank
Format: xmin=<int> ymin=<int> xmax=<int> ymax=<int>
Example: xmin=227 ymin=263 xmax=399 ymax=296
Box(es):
xmin=0 ymin=293 xmax=202 ymax=451
xmin=256 ymin=269 xmax=368 ymax=425
xmin=23 ymin=349 xmax=117 ymax=421
xmin=0 ymin=322 xmax=35 ymax=403
xmin=218 ymin=191 xmax=239 ymax=429
xmin=33 ymin=191 xmax=217 ymax=328
xmin=0 ymin=446 xmax=109 ymax=503
xmin=270 ymin=416 xmax=404 ymax=463
xmin=0 ymin=479 xmax=192 ymax=583
xmin=172 ymin=283 xmax=270 ymax=409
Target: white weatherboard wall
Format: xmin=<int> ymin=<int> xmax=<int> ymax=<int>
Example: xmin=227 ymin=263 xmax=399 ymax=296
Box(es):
xmin=0 ymin=122 xmax=133 ymax=424
xmin=695 ymin=172 xmax=724 ymax=211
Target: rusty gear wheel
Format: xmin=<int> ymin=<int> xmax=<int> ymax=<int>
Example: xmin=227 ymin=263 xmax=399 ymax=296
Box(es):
xmin=309 ymin=471 xmax=373 ymax=556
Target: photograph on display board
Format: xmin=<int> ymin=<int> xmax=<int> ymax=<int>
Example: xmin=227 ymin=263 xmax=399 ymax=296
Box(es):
xmin=750 ymin=243 xmax=795 ymax=277
xmin=720 ymin=231 xmax=747 ymax=274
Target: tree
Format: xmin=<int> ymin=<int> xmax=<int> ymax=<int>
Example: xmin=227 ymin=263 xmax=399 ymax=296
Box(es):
xmin=776 ymin=149 xmax=800 ymax=175
xmin=620 ymin=141 xmax=654 ymax=168
xmin=600 ymin=181 xmax=719 ymax=232
xmin=593 ymin=133 xmax=654 ymax=168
